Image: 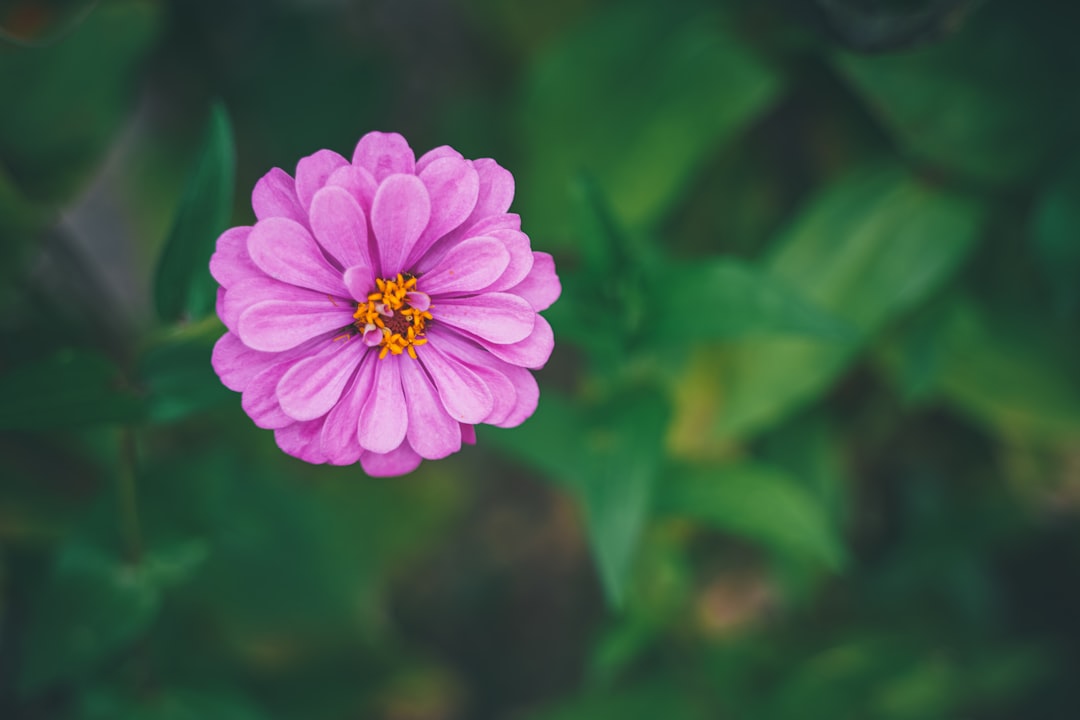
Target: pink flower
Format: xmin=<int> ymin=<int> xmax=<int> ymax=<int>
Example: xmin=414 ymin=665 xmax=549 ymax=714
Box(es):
xmin=210 ymin=132 xmax=560 ymax=477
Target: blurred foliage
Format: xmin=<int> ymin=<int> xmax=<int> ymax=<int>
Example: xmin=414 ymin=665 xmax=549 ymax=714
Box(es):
xmin=4 ymin=0 xmax=1080 ymax=718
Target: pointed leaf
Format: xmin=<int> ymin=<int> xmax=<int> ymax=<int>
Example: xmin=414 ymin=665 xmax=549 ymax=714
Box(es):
xmin=154 ymin=101 xmax=236 ymax=322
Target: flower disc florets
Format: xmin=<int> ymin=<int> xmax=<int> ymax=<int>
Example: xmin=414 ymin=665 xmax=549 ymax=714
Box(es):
xmin=209 ymin=131 xmax=561 ymax=477
xmin=352 ymin=273 xmax=432 ymax=359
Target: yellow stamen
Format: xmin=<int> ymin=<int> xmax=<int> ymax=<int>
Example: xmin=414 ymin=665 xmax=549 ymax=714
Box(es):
xmin=352 ymin=273 xmax=432 ymax=360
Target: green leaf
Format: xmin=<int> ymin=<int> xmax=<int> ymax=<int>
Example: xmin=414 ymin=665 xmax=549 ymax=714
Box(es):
xmin=655 ymin=463 xmax=845 ymax=569
xmin=77 ymin=687 xmax=270 ymax=720
xmin=0 ymin=0 xmax=161 ymax=204
xmin=1031 ymin=159 xmax=1080 ymax=316
xmin=649 ymin=258 xmax=855 ymax=344
xmin=520 ymin=1 xmax=781 ymax=243
xmin=135 ymin=446 xmax=460 ymax=643
xmin=527 ymin=680 xmax=705 ymax=720
xmin=19 ymin=543 xmax=160 ymax=695
xmin=485 ymin=391 xmax=669 ymax=607
xmin=580 ymin=392 xmax=669 ymax=608
xmin=0 ymin=349 xmax=143 ymax=430
xmin=683 ymin=165 xmax=984 ymax=441
xmin=834 ymin=6 xmax=1063 ymax=186
xmin=138 ymin=318 xmax=232 ymax=423
xmin=881 ymin=296 xmax=1080 ymax=441
xmin=154 ymin=102 xmax=236 ymax=322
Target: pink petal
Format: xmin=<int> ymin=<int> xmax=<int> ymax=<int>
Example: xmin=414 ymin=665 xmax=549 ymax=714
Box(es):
xmin=360 ymin=442 xmax=423 ymax=477
xmin=417 ymin=343 xmax=493 ymax=424
xmin=400 ymin=355 xmax=461 ymax=460
xmin=212 ymin=331 xmax=277 ymax=392
xmin=247 ymin=217 xmax=348 ymax=296
xmin=469 ymin=158 xmax=515 ymax=219
xmin=461 ymin=424 xmax=477 ymax=445
xmin=320 ymin=352 xmax=377 ymax=465
xmin=225 ymin=275 xmax=344 ymax=318
xmin=358 ymin=357 xmax=408 ymax=453
xmin=419 ymin=236 xmax=510 ymax=296
xmin=216 ymin=288 xmax=232 ymax=331
xmin=353 ymin=131 xmax=416 ymax=181
xmin=236 ymin=285 xmax=351 ymax=352
xmin=275 ymin=418 xmax=328 ymax=464
xmin=406 ymin=157 xmax=479 ymax=267
xmin=210 ymin=226 xmax=260 ymax=288
xmin=471 ymin=314 xmax=554 ymax=369
xmin=416 ymin=145 xmax=464 ymax=173
xmin=326 ymin=165 xmax=378 ymax=214
xmin=295 ymin=149 xmax=349 ymax=212
xmin=490 ymin=364 xmax=539 ymax=428
xmin=415 ymin=213 xmax=522 ymax=274
xmin=276 ymin=337 xmax=368 ymax=421
xmin=433 ymin=293 xmax=535 ymax=344
xmin=371 ymin=174 xmax=431 ymax=277
xmin=424 ymin=328 xmax=519 ymax=425
xmin=509 ymin=252 xmax=561 ymax=311
xmin=343 ymin=264 xmax=376 ymax=302
xmin=252 ymin=168 xmax=306 ymax=226
xmin=242 ymin=362 xmax=296 ymax=429
xmin=309 ymin=186 xmax=374 ymax=270
xmin=226 ymin=277 xmax=347 ymax=348
xmin=478 ymin=229 xmax=534 ymax=293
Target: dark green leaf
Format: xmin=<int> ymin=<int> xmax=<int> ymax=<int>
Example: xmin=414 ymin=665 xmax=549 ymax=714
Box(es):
xmin=485 ymin=391 xmax=669 ymax=606
xmin=0 ymin=349 xmax=143 ymax=430
xmin=835 ymin=6 xmax=1063 ymax=186
xmin=527 ymin=680 xmax=705 ymax=720
xmin=881 ymin=296 xmax=1080 ymax=440
xmin=77 ymin=687 xmax=269 ymax=720
xmin=139 ymin=318 xmax=232 ymax=423
xmin=0 ymin=0 xmax=161 ymax=204
xmin=154 ymin=102 xmax=236 ymax=322
xmin=579 ymin=391 xmax=669 ymax=607
xmin=19 ymin=543 xmax=160 ymax=695
xmin=1031 ymin=159 xmax=1080 ymax=317
xmin=520 ymin=1 xmax=781 ymax=243
xmin=655 ymin=462 xmax=845 ymax=569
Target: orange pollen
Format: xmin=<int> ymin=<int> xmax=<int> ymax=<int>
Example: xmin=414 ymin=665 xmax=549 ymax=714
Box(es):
xmin=352 ymin=272 xmax=432 ymax=359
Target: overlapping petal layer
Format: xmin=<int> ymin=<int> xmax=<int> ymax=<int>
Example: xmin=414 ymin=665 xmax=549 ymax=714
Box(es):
xmin=211 ymin=131 xmax=561 ymax=476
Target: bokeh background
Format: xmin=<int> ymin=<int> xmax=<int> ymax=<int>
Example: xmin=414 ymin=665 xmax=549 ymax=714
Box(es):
xmin=3 ymin=0 xmax=1080 ymax=717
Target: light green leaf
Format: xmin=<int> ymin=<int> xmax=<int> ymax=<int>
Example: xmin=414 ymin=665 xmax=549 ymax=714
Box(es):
xmin=154 ymin=102 xmax=236 ymax=322
xmin=655 ymin=463 xmax=845 ymax=569
xmin=520 ymin=1 xmax=781 ymax=243
xmin=650 ymin=258 xmax=855 ymax=344
xmin=697 ymin=165 xmax=984 ymax=440
xmin=0 ymin=349 xmax=143 ymax=430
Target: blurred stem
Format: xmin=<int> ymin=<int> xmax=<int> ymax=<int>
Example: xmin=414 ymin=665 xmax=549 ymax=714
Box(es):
xmin=118 ymin=426 xmax=142 ymax=564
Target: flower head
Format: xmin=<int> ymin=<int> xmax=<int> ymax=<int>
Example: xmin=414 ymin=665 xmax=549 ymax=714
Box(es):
xmin=210 ymin=132 xmax=560 ymax=476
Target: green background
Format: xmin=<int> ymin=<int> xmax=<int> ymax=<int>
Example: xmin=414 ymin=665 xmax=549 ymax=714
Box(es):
xmin=3 ymin=0 xmax=1080 ymax=717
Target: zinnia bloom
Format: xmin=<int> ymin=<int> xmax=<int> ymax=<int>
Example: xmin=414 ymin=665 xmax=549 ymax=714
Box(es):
xmin=210 ymin=132 xmax=560 ymax=477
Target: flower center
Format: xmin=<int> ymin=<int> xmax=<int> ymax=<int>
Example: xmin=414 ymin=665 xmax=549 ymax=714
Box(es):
xmin=352 ymin=273 xmax=432 ymax=359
